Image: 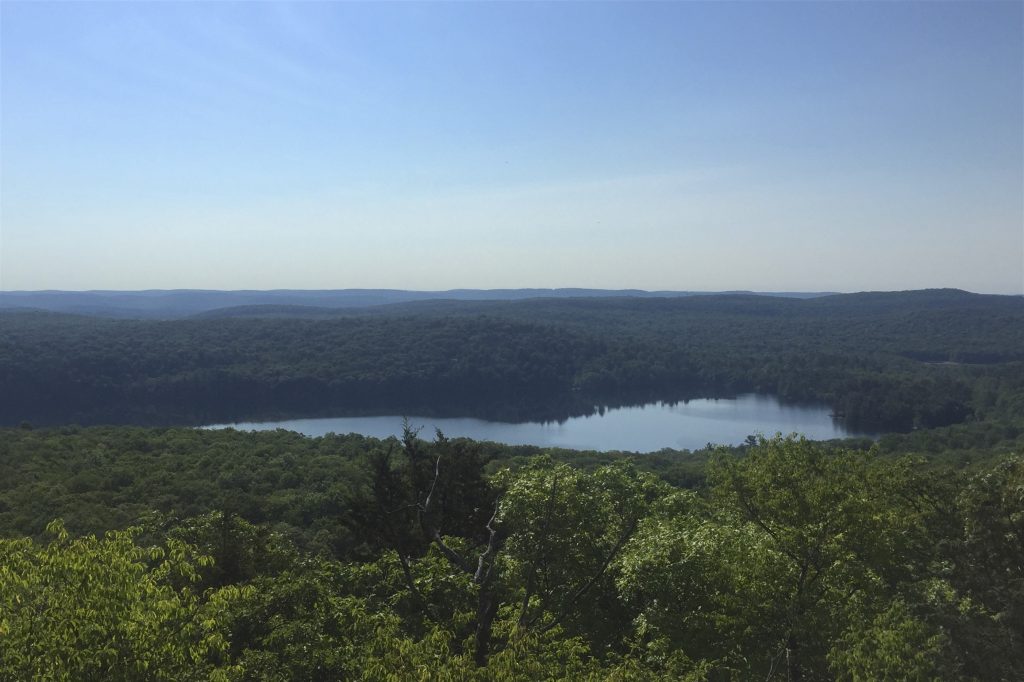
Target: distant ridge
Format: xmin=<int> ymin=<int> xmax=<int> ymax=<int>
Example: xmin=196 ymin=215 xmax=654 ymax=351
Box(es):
xmin=0 ymin=288 xmax=837 ymax=320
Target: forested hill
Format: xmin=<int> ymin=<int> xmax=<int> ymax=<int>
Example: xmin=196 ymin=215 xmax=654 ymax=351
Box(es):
xmin=2 ymin=290 xmax=1021 ymax=432
xmin=0 ymin=287 xmax=833 ymax=319
xmin=194 ymin=288 xmax=1018 ymax=320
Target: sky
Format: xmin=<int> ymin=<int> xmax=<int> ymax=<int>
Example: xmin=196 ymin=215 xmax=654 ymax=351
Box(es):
xmin=1 ymin=1 xmax=1021 ymax=294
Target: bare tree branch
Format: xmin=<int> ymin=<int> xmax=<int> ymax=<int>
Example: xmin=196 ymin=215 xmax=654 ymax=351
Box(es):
xmin=416 ymin=450 xmax=475 ymax=575
xmin=475 ymin=499 xmax=503 ymax=584
xmin=431 ymin=528 xmax=475 ymax=575
xmin=423 ymin=454 xmax=442 ymax=515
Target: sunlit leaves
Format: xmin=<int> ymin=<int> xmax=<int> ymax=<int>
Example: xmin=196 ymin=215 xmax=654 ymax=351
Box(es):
xmin=497 ymin=458 xmax=668 ymax=643
xmin=0 ymin=520 xmax=239 ymax=681
xmin=2 ymin=429 xmax=1022 ymax=679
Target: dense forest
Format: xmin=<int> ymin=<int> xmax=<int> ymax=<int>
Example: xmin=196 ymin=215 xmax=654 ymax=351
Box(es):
xmin=3 ymin=289 xmax=1022 ymax=432
xmin=2 ymin=289 xmax=1023 ymax=679
xmin=1 ymin=426 xmax=1022 ymax=679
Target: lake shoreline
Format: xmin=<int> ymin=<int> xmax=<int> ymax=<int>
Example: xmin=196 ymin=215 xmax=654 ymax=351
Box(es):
xmin=202 ymin=394 xmax=876 ymax=453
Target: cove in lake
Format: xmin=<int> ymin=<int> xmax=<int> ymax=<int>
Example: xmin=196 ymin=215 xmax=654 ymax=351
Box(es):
xmin=205 ymin=394 xmax=870 ymax=452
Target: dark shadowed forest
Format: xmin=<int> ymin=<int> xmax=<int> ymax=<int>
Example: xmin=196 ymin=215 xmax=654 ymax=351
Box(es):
xmin=3 ymin=290 xmax=1022 ymax=432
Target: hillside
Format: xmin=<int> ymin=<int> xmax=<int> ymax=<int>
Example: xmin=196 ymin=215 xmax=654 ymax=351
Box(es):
xmin=0 ymin=288 xmax=836 ymax=319
xmin=2 ymin=290 xmax=1021 ymax=431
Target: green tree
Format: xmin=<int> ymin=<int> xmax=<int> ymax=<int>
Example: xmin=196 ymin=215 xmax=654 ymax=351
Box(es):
xmin=375 ymin=427 xmax=666 ymax=666
xmin=0 ymin=520 xmax=242 ymax=681
xmin=947 ymin=455 xmax=1024 ymax=679
xmin=496 ymin=457 xmax=667 ymax=650
xmin=617 ymin=436 xmax=951 ymax=679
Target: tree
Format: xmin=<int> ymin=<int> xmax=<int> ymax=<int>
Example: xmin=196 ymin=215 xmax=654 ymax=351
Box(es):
xmin=617 ymin=436 xmax=950 ymax=679
xmin=946 ymin=454 xmax=1024 ymax=679
xmin=0 ymin=520 xmax=242 ymax=681
xmin=373 ymin=426 xmax=666 ymax=666
xmin=496 ymin=457 xmax=667 ymax=651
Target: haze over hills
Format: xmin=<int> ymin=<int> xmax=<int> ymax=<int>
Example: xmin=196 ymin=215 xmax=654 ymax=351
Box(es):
xmin=181 ymin=287 xmax=1024 ymax=321
xmin=0 ymin=288 xmax=837 ymax=319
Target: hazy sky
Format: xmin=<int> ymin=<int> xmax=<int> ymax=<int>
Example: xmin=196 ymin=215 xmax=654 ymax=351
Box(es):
xmin=1 ymin=1 xmax=1021 ymax=293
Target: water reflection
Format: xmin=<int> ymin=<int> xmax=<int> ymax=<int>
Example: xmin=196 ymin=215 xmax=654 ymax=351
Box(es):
xmin=204 ymin=394 xmax=869 ymax=453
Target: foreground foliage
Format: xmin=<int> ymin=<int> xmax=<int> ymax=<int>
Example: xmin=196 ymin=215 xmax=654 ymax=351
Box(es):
xmin=0 ymin=521 xmax=241 ymax=681
xmin=1 ymin=428 xmax=1021 ymax=680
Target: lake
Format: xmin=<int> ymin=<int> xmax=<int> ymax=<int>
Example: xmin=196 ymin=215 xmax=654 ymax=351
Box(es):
xmin=204 ymin=394 xmax=868 ymax=452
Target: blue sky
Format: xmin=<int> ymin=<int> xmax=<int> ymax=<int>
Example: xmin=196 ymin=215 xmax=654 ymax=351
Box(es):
xmin=1 ymin=1 xmax=1021 ymax=293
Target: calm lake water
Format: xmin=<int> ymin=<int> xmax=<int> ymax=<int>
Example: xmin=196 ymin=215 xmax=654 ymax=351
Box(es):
xmin=205 ymin=394 xmax=867 ymax=452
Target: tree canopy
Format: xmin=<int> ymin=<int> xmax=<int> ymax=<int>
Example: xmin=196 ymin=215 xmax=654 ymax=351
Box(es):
xmin=2 ymin=428 xmax=1021 ymax=679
